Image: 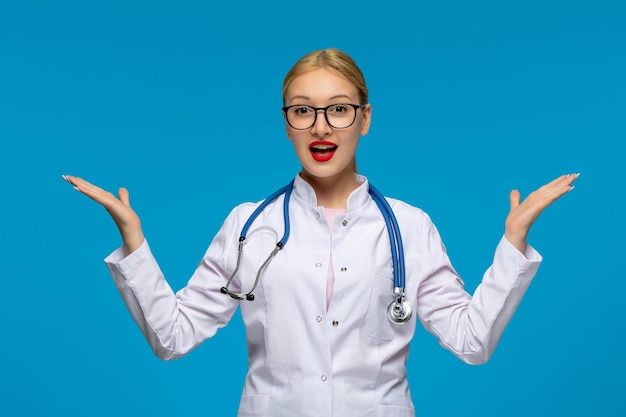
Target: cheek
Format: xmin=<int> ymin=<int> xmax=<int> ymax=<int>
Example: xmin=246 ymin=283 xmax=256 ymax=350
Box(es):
xmin=346 ymin=128 xmax=363 ymax=145
xmin=289 ymin=133 xmax=310 ymax=153
xmin=285 ymin=125 xmax=292 ymax=140
xmin=286 ymin=125 xmax=305 ymax=142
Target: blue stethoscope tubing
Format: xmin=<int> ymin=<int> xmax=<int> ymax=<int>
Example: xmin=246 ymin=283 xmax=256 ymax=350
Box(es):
xmin=220 ymin=180 xmax=412 ymax=324
xmin=368 ymin=185 xmax=412 ymax=323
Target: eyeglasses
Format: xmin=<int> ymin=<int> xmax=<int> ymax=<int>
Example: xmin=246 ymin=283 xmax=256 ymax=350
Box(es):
xmin=282 ymin=103 xmax=366 ymax=130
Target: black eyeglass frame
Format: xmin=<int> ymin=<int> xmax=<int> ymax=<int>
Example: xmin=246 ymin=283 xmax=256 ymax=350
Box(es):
xmin=282 ymin=103 xmax=367 ymax=130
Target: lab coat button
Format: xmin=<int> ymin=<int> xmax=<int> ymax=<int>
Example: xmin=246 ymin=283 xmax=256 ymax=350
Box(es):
xmin=340 ymin=267 xmax=347 ymax=272
xmin=315 ymin=212 xmax=321 ymax=219
xmin=315 ymin=262 xmax=322 ymax=267
xmin=341 ymin=219 xmax=348 ymax=226
xmin=321 ymin=375 xmax=328 ymax=382
xmin=316 ymin=316 xmax=322 ymax=322
xmin=332 ymin=320 xmax=339 ymax=327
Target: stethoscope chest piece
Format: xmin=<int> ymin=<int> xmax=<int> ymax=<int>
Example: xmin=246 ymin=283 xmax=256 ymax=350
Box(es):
xmin=387 ymin=299 xmax=412 ymax=324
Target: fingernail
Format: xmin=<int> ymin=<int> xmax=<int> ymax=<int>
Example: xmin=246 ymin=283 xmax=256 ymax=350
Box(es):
xmin=568 ymin=186 xmax=575 ymax=192
xmin=73 ymin=186 xmax=79 ymax=191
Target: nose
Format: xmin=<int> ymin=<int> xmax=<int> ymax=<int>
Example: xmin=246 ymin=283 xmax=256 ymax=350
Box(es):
xmin=311 ymin=109 xmax=332 ymax=137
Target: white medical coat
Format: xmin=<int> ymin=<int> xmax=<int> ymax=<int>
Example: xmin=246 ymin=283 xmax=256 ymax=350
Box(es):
xmin=105 ymin=174 xmax=542 ymax=417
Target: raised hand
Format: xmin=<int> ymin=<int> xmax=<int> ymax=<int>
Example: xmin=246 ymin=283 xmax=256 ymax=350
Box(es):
xmin=62 ymin=175 xmax=145 ymax=254
xmin=504 ymin=173 xmax=579 ymax=252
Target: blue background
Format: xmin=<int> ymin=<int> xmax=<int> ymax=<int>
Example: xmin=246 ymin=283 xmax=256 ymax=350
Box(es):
xmin=1 ymin=1 xmax=624 ymax=416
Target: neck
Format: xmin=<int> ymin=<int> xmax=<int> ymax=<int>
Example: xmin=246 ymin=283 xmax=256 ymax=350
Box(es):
xmin=300 ymin=169 xmax=359 ymax=209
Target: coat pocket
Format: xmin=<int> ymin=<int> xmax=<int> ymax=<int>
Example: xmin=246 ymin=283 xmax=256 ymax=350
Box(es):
xmin=377 ymin=404 xmax=415 ymax=417
xmin=237 ymin=394 xmax=270 ymax=417
xmin=366 ymin=274 xmax=397 ymax=341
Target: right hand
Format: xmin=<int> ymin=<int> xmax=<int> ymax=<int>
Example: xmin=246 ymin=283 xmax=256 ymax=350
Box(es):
xmin=63 ymin=175 xmax=145 ymax=254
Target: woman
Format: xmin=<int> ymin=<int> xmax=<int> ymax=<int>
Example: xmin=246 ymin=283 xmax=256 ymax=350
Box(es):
xmin=63 ymin=48 xmax=578 ymax=417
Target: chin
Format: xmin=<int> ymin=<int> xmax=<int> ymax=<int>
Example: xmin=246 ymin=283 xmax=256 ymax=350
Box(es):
xmin=301 ymin=162 xmax=354 ymax=182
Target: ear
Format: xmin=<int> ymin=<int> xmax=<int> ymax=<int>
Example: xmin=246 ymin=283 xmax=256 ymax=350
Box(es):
xmin=360 ymin=103 xmax=372 ymax=136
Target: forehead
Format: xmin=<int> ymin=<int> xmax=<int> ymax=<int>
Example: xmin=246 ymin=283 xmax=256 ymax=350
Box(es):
xmin=284 ymin=68 xmax=358 ymax=103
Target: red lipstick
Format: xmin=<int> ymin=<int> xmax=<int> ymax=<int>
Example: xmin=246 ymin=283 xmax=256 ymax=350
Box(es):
xmin=309 ymin=141 xmax=337 ymax=162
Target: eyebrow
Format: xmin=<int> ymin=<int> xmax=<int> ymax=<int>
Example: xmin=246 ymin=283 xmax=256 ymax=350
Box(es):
xmin=289 ymin=94 xmax=354 ymax=102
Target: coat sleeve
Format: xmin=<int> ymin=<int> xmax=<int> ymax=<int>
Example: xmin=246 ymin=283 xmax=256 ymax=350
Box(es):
xmin=414 ymin=214 xmax=542 ymax=365
xmin=104 ymin=207 xmax=243 ymax=360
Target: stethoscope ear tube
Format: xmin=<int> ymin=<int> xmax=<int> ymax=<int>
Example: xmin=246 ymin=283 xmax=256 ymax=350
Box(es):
xmin=221 ymin=244 xmax=281 ymax=301
xmin=221 ymin=181 xmax=294 ymax=301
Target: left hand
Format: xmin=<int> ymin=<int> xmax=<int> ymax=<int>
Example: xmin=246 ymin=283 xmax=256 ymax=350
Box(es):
xmin=505 ymin=173 xmax=579 ymax=252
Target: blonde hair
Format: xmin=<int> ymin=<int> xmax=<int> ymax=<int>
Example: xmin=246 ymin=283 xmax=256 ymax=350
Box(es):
xmin=282 ymin=49 xmax=368 ymax=173
xmin=282 ymin=48 xmax=368 ymax=105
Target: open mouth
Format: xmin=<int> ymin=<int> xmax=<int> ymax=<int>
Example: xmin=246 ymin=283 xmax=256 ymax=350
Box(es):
xmin=309 ymin=141 xmax=338 ymax=162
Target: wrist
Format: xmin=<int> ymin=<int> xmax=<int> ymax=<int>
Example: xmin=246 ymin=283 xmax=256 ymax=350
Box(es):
xmin=504 ymin=231 xmax=527 ymax=253
xmin=121 ymin=227 xmax=144 ymax=254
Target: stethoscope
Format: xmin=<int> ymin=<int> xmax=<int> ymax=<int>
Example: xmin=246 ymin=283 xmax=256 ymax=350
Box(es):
xmin=220 ymin=180 xmax=413 ymax=324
